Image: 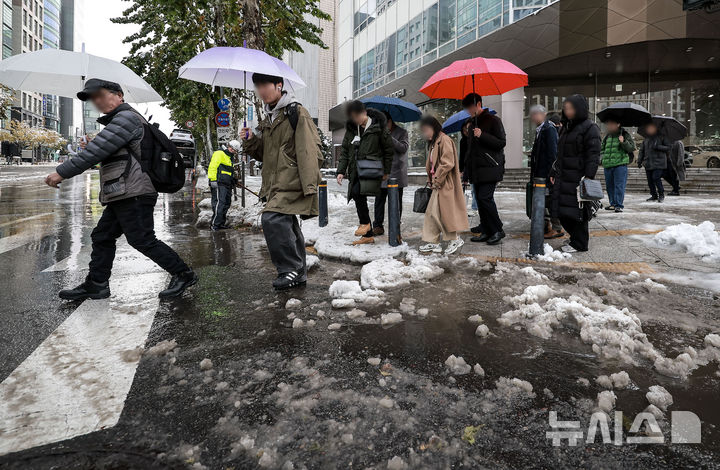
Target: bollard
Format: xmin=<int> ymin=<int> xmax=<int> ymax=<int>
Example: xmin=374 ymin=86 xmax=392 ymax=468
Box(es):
xmin=529 ymin=177 xmax=547 ymax=257
xmin=241 ymin=159 xmax=246 ymax=208
xmin=319 ymin=180 xmax=328 ymax=227
xmin=387 ymin=177 xmax=401 ymax=247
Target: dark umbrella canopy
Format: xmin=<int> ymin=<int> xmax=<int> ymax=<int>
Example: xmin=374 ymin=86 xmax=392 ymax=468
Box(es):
xmin=442 ymin=108 xmax=497 ymax=134
xmin=359 ymin=96 xmax=421 ymax=123
xmin=638 ymin=116 xmax=688 ymax=142
xmin=597 ymin=102 xmax=652 ymax=127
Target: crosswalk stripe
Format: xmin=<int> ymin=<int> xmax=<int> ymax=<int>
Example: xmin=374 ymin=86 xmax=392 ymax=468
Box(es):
xmin=0 ymin=271 xmax=165 ymax=456
xmin=0 ymin=229 xmax=50 ymax=256
xmin=0 ymin=212 xmax=54 ymax=229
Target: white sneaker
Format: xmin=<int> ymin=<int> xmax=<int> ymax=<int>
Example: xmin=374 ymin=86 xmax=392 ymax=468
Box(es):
xmin=560 ymin=244 xmax=578 ymax=253
xmin=419 ymin=243 xmax=442 ymax=253
xmin=445 ymin=238 xmax=465 ymax=255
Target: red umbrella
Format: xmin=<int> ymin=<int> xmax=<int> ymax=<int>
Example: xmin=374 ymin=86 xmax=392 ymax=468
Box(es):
xmin=419 ymin=57 xmax=528 ymax=99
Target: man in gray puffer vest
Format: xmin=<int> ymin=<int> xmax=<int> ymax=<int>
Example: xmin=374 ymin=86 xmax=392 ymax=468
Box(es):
xmin=45 ymin=79 xmax=197 ymax=301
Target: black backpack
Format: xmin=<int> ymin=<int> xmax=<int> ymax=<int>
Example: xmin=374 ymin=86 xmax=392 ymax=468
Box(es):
xmin=134 ymin=122 xmax=186 ymax=193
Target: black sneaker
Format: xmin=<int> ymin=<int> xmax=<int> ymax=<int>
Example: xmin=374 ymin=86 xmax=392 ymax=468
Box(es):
xmin=646 ymin=196 xmax=658 ymax=202
xmin=59 ymin=277 xmax=110 ymax=301
xmin=273 ymin=271 xmax=307 ymax=291
xmin=486 ymin=231 xmax=506 ymax=245
xmin=615 ymin=207 xmax=624 ymax=213
xmin=470 ymin=225 xmax=483 ymax=234
xmin=604 ymin=205 xmax=615 ymax=211
xmin=668 ymin=190 xmax=680 ymax=196
xmin=159 ymin=269 xmax=198 ymax=299
xmin=658 ymin=194 xmax=665 ymax=203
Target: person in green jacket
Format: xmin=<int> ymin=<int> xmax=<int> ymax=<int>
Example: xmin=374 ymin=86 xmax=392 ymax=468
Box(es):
xmin=337 ymin=100 xmax=394 ymax=245
xmin=601 ymin=119 xmax=635 ymax=213
xmin=208 ymin=140 xmax=240 ymax=231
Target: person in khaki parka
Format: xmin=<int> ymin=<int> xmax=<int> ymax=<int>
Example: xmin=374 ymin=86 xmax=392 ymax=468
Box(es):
xmin=242 ymin=73 xmax=322 ymax=291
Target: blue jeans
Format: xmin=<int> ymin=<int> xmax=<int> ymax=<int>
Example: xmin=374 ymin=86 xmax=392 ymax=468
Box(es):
xmin=604 ymin=165 xmax=628 ymax=209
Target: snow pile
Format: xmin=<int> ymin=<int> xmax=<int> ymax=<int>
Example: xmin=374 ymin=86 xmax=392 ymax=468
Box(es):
xmin=595 ymin=371 xmax=630 ymax=389
xmin=146 ymin=339 xmax=177 ymax=356
xmin=536 ymin=243 xmax=572 ymax=262
xmin=489 ymin=377 xmax=535 ymax=400
xmin=646 ymin=385 xmax=673 ymax=411
xmin=285 ymin=299 xmax=302 ymax=310
xmin=597 ymin=390 xmax=617 ymax=413
xmin=653 ymin=221 xmax=720 ymax=262
xmin=328 ymin=280 xmax=384 ymax=308
xmin=360 ymin=251 xmax=444 ymax=290
xmin=473 ymin=363 xmax=485 ymax=377
xmin=475 ymin=324 xmax=490 ymax=337
xmin=444 ymin=355 xmax=472 ymax=375
xmin=493 ymin=262 xmax=548 ymax=282
xmin=499 ymin=284 xmax=720 ymax=379
xmin=380 ymin=312 xmax=403 ymax=326
xmin=467 ymin=314 xmax=483 ymax=323
xmin=195 ymin=198 xmax=263 ymax=229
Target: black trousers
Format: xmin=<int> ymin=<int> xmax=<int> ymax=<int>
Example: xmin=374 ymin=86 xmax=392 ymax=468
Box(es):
xmin=350 ymin=179 xmax=372 ymax=225
xmin=373 ymin=187 xmax=403 ymax=227
xmin=89 ymin=195 xmax=189 ymax=283
xmin=211 ymin=183 xmax=232 ymax=229
xmin=662 ymin=166 xmax=680 ymax=192
xmin=474 ymin=182 xmax=503 ymax=235
xmin=645 ymin=169 xmax=665 ymax=198
xmin=559 ymin=215 xmax=589 ymax=251
xmin=261 ymin=211 xmax=307 ymax=278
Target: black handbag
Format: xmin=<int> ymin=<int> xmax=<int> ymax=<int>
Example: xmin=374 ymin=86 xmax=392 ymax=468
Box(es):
xmin=578 ymin=177 xmax=603 ymax=201
xmin=413 ymin=185 xmax=432 ymax=213
xmin=356 ymin=159 xmax=384 ymax=180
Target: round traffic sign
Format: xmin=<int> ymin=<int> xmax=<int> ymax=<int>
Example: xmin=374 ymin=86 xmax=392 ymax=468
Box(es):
xmin=215 ymin=112 xmax=230 ymax=127
xmin=217 ymin=98 xmax=231 ymax=111
xmin=185 ymin=120 xmax=195 ymax=129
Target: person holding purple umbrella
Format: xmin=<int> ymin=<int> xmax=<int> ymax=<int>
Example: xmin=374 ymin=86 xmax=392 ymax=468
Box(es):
xmin=241 ymin=73 xmax=323 ymax=291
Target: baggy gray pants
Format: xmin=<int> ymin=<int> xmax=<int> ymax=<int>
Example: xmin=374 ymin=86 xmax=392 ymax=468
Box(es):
xmin=261 ymin=211 xmax=307 ymax=279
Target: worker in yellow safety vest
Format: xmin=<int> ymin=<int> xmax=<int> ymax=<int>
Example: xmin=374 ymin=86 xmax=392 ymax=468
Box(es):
xmin=208 ymin=140 xmax=241 ymax=231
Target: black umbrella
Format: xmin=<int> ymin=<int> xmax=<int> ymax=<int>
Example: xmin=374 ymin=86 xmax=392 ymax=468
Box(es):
xmin=638 ymin=116 xmax=688 ymax=142
xmin=597 ymin=102 xmax=652 ymax=127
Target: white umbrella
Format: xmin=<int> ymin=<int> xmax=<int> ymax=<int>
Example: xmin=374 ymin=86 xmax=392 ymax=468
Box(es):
xmin=0 ymin=49 xmax=162 ymax=103
xmin=178 ymin=46 xmax=306 ymax=92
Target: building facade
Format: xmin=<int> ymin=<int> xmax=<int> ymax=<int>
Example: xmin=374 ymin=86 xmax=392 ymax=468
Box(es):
xmin=11 ymin=0 xmax=45 ymax=127
xmin=282 ymin=0 xmax=337 ymax=135
xmin=59 ymin=0 xmax=83 ymax=140
xmin=330 ymin=0 xmax=720 ymax=169
xmin=41 ymin=0 xmax=61 ymax=132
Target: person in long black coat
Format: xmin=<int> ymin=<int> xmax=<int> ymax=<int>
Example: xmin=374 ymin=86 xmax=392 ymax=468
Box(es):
xmin=462 ymin=93 xmax=507 ymax=245
xmin=549 ymin=94 xmax=601 ymax=253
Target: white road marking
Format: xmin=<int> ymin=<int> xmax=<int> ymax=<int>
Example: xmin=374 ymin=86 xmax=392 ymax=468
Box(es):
xmin=0 ymin=212 xmax=54 ymax=228
xmin=0 ymin=271 xmax=166 ymax=456
xmin=0 ymin=229 xmax=50 ymax=256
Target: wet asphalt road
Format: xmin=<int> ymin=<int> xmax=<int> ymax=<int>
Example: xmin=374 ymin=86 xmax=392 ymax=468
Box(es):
xmin=1 ymin=166 xmax=719 ymax=469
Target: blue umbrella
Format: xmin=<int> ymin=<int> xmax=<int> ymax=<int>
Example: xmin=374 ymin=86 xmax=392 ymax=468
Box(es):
xmin=360 ymin=96 xmax=422 ymax=123
xmin=442 ymin=108 xmax=496 ymax=134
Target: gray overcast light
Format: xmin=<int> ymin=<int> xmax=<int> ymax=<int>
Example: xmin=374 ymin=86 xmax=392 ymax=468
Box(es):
xmin=84 ymin=0 xmax=174 ymax=132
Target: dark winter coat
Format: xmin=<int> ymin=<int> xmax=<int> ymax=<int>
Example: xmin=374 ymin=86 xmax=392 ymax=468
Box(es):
xmin=381 ymin=124 xmax=409 ymax=188
xmin=55 ymin=103 xmax=155 ymax=205
xmin=530 ymin=119 xmax=559 ymax=180
xmin=465 ymin=110 xmax=506 ymax=184
xmin=669 ymin=140 xmax=687 ymax=181
xmin=638 ymin=134 xmax=670 ymax=170
xmin=550 ymin=94 xmax=601 ymax=221
xmin=337 ymin=108 xmax=394 ymax=198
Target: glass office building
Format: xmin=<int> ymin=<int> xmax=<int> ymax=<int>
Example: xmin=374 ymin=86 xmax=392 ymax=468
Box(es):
xmin=42 ymin=0 xmax=61 ymax=132
xmin=332 ymin=0 xmax=720 ymax=169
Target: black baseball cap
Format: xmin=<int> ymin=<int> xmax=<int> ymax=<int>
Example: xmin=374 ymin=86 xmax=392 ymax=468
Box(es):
xmin=77 ymin=78 xmax=124 ymax=101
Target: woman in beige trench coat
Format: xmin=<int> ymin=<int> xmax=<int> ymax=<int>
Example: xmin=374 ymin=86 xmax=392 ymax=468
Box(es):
xmin=419 ymin=116 xmax=469 ymax=255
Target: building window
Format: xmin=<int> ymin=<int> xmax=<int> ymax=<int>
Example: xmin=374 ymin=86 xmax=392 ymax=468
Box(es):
xmin=439 ymin=0 xmax=456 ymax=50
xmin=423 ymin=3 xmax=439 ymax=55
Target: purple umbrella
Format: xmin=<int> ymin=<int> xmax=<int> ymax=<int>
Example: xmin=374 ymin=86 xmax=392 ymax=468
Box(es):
xmin=179 ymin=46 xmax=306 ymax=91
